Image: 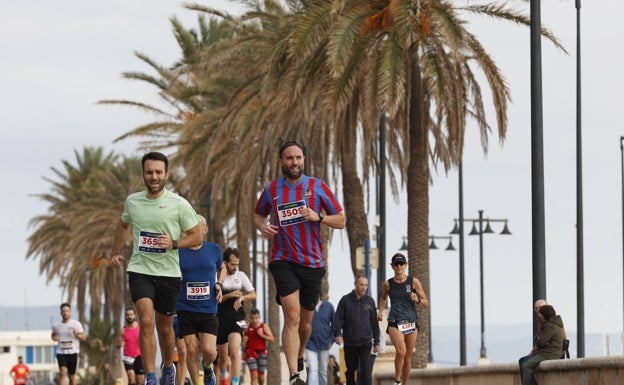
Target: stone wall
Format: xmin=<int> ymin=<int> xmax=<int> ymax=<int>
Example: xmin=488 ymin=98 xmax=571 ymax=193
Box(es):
xmin=374 ymin=356 xmax=624 ymax=385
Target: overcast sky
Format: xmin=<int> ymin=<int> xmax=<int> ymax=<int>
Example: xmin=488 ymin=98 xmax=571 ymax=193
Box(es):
xmin=2 ymin=0 xmax=623 ymax=357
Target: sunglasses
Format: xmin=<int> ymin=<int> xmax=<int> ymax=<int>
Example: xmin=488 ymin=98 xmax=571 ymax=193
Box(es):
xmin=392 ymin=261 xmax=406 ymax=266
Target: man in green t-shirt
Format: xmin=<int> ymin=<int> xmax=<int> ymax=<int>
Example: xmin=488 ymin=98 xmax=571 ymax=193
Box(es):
xmin=110 ymin=151 xmax=202 ymax=385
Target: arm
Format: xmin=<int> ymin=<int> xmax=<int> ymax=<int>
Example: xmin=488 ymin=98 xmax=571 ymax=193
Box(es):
xmin=333 ymin=299 xmax=345 ymax=345
xmin=301 ymin=208 xmax=346 ymax=230
xmin=242 ymin=289 xmax=257 ymax=303
xmin=234 ymin=289 xmax=257 ymax=311
xmin=74 ymin=330 xmax=87 ymax=342
xmin=74 ymin=323 xmax=87 ymax=342
xmin=215 ymin=262 xmax=225 ymax=303
xmin=371 ymin=298 xmax=380 ymax=347
xmin=109 ymin=220 xmax=129 ymax=267
xmin=377 ymin=281 xmax=389 ymax=320
xmin=412 ymin=277 xmax=428 ymax=308
xmin=258 ymin=323 xmax=275 ymax=342
xmin=254 ymin=212 xmax=278 ymax=240
xmin=116 ymin=333 xmax=124 ymax=349
xmin=318 ymin=210 xmax=346 ymax=229
xmin=175 ymin=223 xmax=202 ymax=249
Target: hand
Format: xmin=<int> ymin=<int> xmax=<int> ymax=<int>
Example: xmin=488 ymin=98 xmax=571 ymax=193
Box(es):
xmin=234 ymin=295 xmax=244 ymax=311
xmin=157 ymin=231 xmax=174 ymax=249
xmin=299 ymin=207 xmax=317 ymax=221
xmin=215 ymin=285 xmax=223 ymax=303
xmin=260 ymin=223 xmax=278 ymax=239
xmin=373 ymin=345 xmax=380 ymax=353
xmin=335 ymin=336 xmax=343 ymax=346
xmin=109 ymin=254 xmax=125 ymax=268
xmin=377 ymin=312 xmax=383 ymax=321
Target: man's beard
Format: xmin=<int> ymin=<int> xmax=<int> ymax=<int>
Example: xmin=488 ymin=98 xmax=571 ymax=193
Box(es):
xmin=145 ymin=179 xmax=165 ymax=194
xmin=126 ymin=318 xmax=134 ymax=324
xmin=282 ymin=165 xmax=302 ymax=180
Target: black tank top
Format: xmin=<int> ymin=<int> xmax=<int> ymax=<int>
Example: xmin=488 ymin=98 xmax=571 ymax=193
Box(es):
xmin=387 ymin=276 xmax=418 ymax=323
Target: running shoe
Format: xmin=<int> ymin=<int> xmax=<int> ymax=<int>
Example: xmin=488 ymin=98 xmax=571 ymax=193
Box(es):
xmin=201 ymin=358 xmax=216 ymax=385
xmin=160 ymin=364 xmax=176 ymax=385
xmin=289 ymin=374 xmax=305 ymax=385
xmin=393 ymin=381 xmax=402 ymax=385
xmin=146 ymin=376 xmax=158 ymax=385
xmin=219 ymin=373 xmax=229 ymax=385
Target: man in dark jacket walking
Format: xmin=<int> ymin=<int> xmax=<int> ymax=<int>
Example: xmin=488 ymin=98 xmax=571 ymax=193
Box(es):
xmin=333 ymin=275 xmax=380 ymax=385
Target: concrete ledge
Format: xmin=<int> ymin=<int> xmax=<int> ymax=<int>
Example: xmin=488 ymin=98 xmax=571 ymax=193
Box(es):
xmin=536 ymin=356 xmax=624 ymax=385
xmin=375 ymin=363 xmax=519 ymax=385
xmin=374 ymin=356 xmax=624 ymax=385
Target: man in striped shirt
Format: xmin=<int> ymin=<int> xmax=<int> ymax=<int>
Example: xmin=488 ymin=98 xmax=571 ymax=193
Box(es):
xmin=254 ymin=141 xmax=345 ymax=385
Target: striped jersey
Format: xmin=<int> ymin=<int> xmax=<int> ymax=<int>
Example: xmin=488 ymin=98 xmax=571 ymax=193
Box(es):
xmin=254 ymin=175 xmax=342 ymax=268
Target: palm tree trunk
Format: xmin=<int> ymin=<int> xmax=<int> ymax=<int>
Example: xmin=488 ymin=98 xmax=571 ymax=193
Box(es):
xmin=267 ymin=271 xmax=282 ymax=381
xmin=407 ymin=44 xmax=430 ymax=369
xmin=340 ymin=104 xmax=370 ymax=277
xmin=109 ymin=267 xmax=124 ymax=381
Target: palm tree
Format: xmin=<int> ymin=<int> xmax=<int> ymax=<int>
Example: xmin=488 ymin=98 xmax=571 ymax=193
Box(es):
xmin=311 ymin=0 xmax=564 ymax=367
xmin=27 ymin=148 xmax=143 ymax=378
xmin=27 ymin=147 xmax=118 ymax=317
xmin=98 ymin=15 xmax=237 ymax=250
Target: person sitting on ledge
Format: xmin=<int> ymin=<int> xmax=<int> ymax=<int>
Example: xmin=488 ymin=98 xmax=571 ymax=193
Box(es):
xmin=518 ymin=304 xmax=564 ymax=385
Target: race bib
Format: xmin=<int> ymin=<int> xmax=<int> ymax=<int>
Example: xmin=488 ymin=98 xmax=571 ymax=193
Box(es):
xmin=186 ymin=282 xmax=210 ymax=300
xmin=139 ymin=230 xmax=166 ymax=253
xmin=236 ymin=320 xmax=247 ymax=328
xmin=277 ymin=200 xmax=306 ymax=226
xmin=397 ymin=321 xmax=416 ymax=335
xmin=61 ymin=340 xmax=73 ymax=350
xmin=122 ymin=355 xmax=136 ymax=365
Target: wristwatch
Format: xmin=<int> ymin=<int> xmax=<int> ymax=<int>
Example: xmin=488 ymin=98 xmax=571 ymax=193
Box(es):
xmin=318 ymin=212 xmax=325 ymax=223
xmin=172 ymin=240 xmax=178 ymax=249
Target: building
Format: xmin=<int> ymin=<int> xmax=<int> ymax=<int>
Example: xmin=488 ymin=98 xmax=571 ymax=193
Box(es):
xmin=0 ymin=330 xmax=57 ymax=385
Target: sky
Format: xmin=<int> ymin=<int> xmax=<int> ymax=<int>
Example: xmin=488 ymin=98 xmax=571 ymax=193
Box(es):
xmin=1 ymin=0 xmax=623 ymax=357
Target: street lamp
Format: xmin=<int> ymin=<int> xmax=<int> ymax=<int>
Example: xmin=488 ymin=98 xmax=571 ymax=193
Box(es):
xmin=428 ymin=234 xmax=455 ymax=367
xmin=451 ymin=210 xmax=511 ymax=364
xmin=429 ymin=235 xmax=456 ymax=251
xmin=620 ymin=135 xmax=624 ymax=352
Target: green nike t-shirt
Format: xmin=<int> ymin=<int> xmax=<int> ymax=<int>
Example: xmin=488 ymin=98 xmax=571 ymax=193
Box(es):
xmin=122 ymin=189 xmax=199 ymax=277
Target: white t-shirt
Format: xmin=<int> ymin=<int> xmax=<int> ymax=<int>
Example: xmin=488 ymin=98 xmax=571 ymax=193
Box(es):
xmin=222 ymin=270 xmax=254 ymax=293
xmin=52 ymin=319 xmax=84 ymax=354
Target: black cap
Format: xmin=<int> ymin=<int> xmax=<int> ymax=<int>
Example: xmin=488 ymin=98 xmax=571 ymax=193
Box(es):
xmin=391 ymin=253 xmax=407 ymax=264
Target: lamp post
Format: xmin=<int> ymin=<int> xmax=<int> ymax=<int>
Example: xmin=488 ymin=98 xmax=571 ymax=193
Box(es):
xmin=575 ymin=0 xmax=585 ymax=359
xmin=376 ymin=114 xmax=387 ymax=300
xmin=451 ymin=210 xmax=511 ymax=364
xmin=455 ymin=162 xmax=467 ymax=366
xmin=620 ymin=136 xmax=624 ymax=351
xmin=428 ymin=235 xmax=456 ymax=366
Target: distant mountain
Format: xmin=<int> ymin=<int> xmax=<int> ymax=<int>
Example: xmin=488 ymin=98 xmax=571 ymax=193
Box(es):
xmin=0 ymin=305 xmax=59 ymax=331
xmin=2 ymin=306 xmax=622 ymax=364
xmin=430 ymin=323 xmax=624 ymax=366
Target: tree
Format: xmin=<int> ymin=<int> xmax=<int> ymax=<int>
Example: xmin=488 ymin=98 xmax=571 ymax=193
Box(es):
xmin=312 ymin=0 xmax=563 ymax=367
xmin=27 ymin=148 xmax=142 ymax=378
